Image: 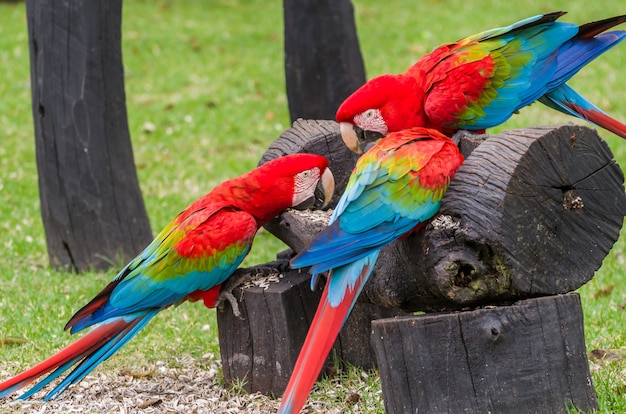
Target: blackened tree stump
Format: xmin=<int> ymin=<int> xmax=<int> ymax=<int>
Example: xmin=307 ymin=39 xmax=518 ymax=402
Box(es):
xmin=216 ymin=265 xmax=404 ymax=395
xmin=25 ymin=0 xmax=152 ymax=272
xmin=266 ymin=123 xmax=626 ymax=312
xmin=217 ymin=270 xmax=319 ymax=395
xmin=283 ymin=0 xmax=366 ymax=122
xmin=219 ymin=122 xmax=625 ymax=400
xmin=371 ymin=294 xmax=597 ymax=414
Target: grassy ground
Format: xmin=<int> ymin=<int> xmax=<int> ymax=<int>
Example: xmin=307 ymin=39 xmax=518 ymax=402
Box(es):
xmin=1 ymin=0 xmax=626 ymax=412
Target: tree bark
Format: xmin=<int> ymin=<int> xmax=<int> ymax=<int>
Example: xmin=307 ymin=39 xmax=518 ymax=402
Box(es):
xmin=283 ymin=0 xmax=366 ymax=122
xmin=25 ymin=0 xmax=152 ymax=272
xmin=371 ymin=294 xmax=597 ymax=414
xmin=262 ymin=123 xmax=626 ymax=312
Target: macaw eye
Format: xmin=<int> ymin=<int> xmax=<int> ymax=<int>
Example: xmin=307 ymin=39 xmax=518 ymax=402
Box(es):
xmin=363 ymin=109 xmax=377 ymax=119
xmin=353 ymin=108 xmax=387 ymax=136
xmin=295 ymin=168 xmax=318 ymax=186
xmin=292 ymin=167 xmax=321 ymax=206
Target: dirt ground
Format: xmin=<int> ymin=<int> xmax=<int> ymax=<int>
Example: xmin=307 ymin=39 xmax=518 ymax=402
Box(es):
xmin=0 ymin=355 xmax=356 ymax=413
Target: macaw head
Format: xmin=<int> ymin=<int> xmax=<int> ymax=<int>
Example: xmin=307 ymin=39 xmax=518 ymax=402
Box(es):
xmin=336 ymin=74 xmax=421 ymax=154
xmin=246 ymin=154 xmax=335 ymax=223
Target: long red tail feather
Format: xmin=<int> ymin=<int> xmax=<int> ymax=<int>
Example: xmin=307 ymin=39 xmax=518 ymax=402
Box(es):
xmin=568 ymin=103 xmax=626 ymax=139
xmin=278 ymin=267 xmax=367 ymax=414
xmin=0 ymin=319 xmax=129 ymax=397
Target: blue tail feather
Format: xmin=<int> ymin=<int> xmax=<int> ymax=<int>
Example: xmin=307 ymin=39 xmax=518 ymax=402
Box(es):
xmin=5 ymin=311 xmax=159 ymax=401
xmin=17 ymin=360 xmax=79 ymax=400
xmin=540 ymin=83 xmax=605 ymax=117
xmin=42 ymin=311 xmax=158 ymax=401
xmin=547 ymin=31 xmax=626 ymax=90
xmin=326 ymin=253 xmax=379 ymax=308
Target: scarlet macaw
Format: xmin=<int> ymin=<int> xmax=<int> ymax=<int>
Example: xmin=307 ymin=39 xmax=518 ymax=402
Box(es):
xmin=0 ymin=153 xmax=334 ymax=401
xmin=278 ymin=127 xmax=464 ymax=413
xmin=337 ymin=12 xmax=626 ymax=153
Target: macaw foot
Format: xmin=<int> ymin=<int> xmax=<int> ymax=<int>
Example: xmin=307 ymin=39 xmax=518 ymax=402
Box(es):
xmin=216 ymin=260 xmax=289 ymax=319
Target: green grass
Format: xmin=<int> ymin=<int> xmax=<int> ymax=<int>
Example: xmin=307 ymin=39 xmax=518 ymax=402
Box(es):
xmin=1 ymin=0 xmax=626 ymax=412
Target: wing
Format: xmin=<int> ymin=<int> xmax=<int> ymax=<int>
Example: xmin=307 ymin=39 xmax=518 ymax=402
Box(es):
xmin=414 ymin=12 xmax=577 ymax=130
xmin=293 ymin=130 xmax=461 ymax=274
xmin=66 ymin=205 xmax=258 ymax=332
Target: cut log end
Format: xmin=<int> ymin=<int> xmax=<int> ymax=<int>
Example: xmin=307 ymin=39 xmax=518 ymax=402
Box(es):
xmin=435 ymin=125 xmax=626 ymax=299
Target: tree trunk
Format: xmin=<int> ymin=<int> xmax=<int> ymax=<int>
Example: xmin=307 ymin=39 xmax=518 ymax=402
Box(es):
xmin=283 ymin=0 xmax=366 ymax=122
xmin=371 ymin=294 xmax=597 ymax=414
xmin=25 ymin=0 xmax=152 ymax=272
xmin=262 ymin=123 xmax=626 ymax=312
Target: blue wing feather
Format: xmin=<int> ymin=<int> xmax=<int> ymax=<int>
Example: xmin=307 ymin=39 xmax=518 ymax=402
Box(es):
xmin=68 ymin=210 xmax=256 ymax=333
xmin=469 ymin=24 xmax=577 ymax=129
xmin=293 ymin=154 xmax=442 ymax=275
xmin=465 ymin=12 xmax=565 ymax=43
xmin=470 ymin=16 xmax=625 ymax=130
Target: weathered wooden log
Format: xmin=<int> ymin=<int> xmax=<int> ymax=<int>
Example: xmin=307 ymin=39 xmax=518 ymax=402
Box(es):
xmin=222 ymin=122 xmax=624 ymax=396
xmin=217 ymin=121 xmax=487 ymax=394
xmin=283 ymin=0 xmax=366 ymax=122
xmin=263 ymin=123 xmax=626 ymax=312
xmin=216 ymin=264 xmax=404 ymax=395
xmin=371 ymin=293 xmax=597 ymax=414
xmin=25 ymin=0 xmax=152 ymax=272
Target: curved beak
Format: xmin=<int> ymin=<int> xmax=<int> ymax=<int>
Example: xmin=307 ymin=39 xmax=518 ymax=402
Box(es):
xmin=340 ymin=122 xmax=384 ymax=154
xmin=340 ymin=122 xmax=363 ymax=154
xmin=319 ymin=167 xmax=335 ymax=208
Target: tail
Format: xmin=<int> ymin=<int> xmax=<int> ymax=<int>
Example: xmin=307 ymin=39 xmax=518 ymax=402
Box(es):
xmin=540 ymin=83 xmax=626 ymax=139
xmin=546 ymin=17 xmax=626 ymax=89
xmin=278 ymin=253 xmax=377 ymax=414
xmin=541 ymin=16 xmax=626 ymax=140
xmin=577 ymin=15 xmax=626 ymax=39
xmin=0 ymin=310 xmax=158 ymax=401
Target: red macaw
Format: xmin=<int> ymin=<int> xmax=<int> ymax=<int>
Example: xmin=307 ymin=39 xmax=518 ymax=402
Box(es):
xmin=277 ymin=127 xmax=464 ymax=413
xmin=336 ymin=12 xmax=626 ymax=153
xmin=0 ymin=153 xmax=334 ymax=401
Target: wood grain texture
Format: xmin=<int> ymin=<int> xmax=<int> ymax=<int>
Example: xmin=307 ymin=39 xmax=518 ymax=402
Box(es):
xmin=25 ymin=0 xmax=152 ymax=271
xmin=371 ymin=294 xmax=597 ymax=414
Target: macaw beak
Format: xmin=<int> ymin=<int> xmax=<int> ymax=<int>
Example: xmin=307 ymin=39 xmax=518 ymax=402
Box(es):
xmin=339 ymin=122 xmax=384 ymax=154
xmin=319 ymin=167 xmax=335 ymax=208
xmin=340 ymin=122 xmax=363 ymax=154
